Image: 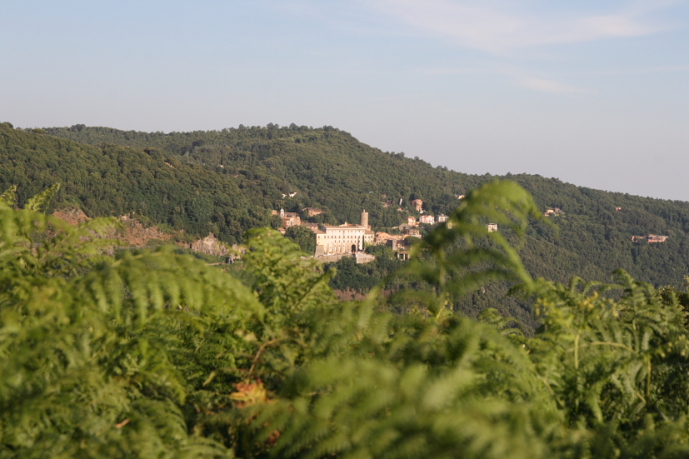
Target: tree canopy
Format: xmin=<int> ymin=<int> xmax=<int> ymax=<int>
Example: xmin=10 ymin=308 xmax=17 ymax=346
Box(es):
xmin=284 ymin=225 xmax=316 ymax=255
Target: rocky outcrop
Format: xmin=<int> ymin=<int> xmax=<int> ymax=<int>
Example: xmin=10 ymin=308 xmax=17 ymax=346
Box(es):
xmin=189 ymin=233 xmax=229 ymax=256
xmin=116 ymin=214 xmax=172 ymax=247
xmin=52 ymin=207 xmax=90 ymax=225
xmin=53 ymin=209 xmax=236 ymax=257
xmin=53 ymin=209 xmax=172 ymax=247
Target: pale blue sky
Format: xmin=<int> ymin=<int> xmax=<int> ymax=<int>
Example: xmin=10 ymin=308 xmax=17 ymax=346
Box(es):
xmin=1 ymin=1 xmax=688 ymax=200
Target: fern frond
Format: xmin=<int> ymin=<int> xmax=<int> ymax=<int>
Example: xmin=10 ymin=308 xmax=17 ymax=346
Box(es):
xmin=0 ymin=185 xmax=17 ymax=208
xmin=24 ymin=183 xmax=60 ymax=213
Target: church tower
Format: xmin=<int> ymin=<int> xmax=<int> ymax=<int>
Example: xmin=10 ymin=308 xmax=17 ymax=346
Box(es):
xmin=361 ymin=209 xmax=369 ymax=230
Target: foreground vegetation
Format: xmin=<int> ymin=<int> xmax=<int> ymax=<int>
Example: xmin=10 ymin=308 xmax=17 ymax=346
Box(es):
xmin=3 ymin=180 xmax=689 ymax=458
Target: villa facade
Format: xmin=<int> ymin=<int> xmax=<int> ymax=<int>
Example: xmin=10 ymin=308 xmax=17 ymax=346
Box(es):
xmin=313 ymin=210 xmax=374 ymax=255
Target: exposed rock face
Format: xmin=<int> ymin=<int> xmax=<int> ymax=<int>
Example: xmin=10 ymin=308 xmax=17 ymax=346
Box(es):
xmin=116 ymin=214 xmax=173 ymax=247
xmin=52 ymin=207 xmax=90 ymax=225
xmin=53 ymin=209 xmax=233 ymax=257
xmin=53 ymin=209 xmax=172 ymax=247
xmin=189 ymin=234 xmax=229 ymax=256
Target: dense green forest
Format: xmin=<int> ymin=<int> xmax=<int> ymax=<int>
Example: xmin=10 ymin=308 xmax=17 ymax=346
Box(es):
xmin=4 ymin=181 xmax=689 ymax=458
xmin=42 ymin=123 xmax=476 ymax=227
xmin=0 ymin=123 xmax=271 ymax=242
xmin=5 ymin=122 xmax=689 ymax=324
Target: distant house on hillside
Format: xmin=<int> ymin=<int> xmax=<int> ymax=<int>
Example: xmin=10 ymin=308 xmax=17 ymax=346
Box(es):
xmin=411 ymin=199 xmax=424 ymax=212
xmin=632 ymin=234 xmax=669 ymax=244
xmin=375 ymin=232 xmax=391 ymax=244
xmin=407 ymin=216 xmax=418 ymax=227
xmin=648 ymin=234 xmax=669 ymax=243
xmin=544 ymin=207 xmax=563 ymax=217
xmin=387 ymin=239 xmax=402 ymax=250
xmin=375 ymin=232 xmax=405 ymax=247
xmin=302 ymin=222 xmax=320 ymax=232
xmin=280 ymin=208 xmax=301 ymax=228
xmin=404 ymin=227 xmax=420 ymax=237
xmin=487 ymin=223 xmax=498 ymax=233
xmin=437 ymin=214 xmax=449 ymax=223
xmin=303 ymin=207 xmax=323 ymax=217
xmin=419 ymin=215 xmax=435 ymax=224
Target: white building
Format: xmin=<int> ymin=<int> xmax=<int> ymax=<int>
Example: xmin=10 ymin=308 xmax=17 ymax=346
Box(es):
xmin=419 ymin=215 xmax=435 ymax=224
xmin=313 ymin=210 xmax=374 ymax=255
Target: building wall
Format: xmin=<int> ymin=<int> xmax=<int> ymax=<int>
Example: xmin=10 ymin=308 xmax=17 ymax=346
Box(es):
xmin=312 ymin=210 xmax=374 ymax=255
xmin=316 ymin=225 xmax=367 ymax=254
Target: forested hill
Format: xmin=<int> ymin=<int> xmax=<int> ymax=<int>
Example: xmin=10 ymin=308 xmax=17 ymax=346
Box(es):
xmin=5 ymin=122 xmax=689 ymax=290
xmin=0 ymin=122 xmax=272 ymax=240
xmin=43 ymin=123 xmax=479 ymax=227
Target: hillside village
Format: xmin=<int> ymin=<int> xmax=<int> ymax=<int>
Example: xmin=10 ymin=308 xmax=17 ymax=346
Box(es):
xmin=273 ymin=198 xmax=453 ymax=263
xmin=273 ymin=196 xmax=672 ymax=263
xmin=54 ymin=197 xmax=671 ymax=268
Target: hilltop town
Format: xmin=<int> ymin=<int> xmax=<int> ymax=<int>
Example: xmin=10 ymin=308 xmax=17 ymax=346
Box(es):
xmin=274 ymin=198 xmax=451 ymax=263
xmin=272 ymin=194 xmax=673 ymax=265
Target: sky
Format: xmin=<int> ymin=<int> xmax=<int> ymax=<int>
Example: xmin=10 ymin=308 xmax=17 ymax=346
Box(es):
xmin=1 ymin=0 xmax=688 ymax=200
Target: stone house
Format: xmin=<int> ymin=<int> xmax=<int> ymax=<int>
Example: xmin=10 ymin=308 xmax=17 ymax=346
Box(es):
xmin=419 ymin=215 xmax=435 ymax=224
xmin=280 ymin=208 xmax=301 ymax=228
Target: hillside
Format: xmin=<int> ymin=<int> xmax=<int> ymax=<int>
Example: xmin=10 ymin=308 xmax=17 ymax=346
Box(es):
xmin=40 ymin=124 xmax=689 ymax=273
xmin=1 ymin=123 xmax=271 ymax=242
xmin=43 ymin=123 xmax=479 ymax=227
xmin=5 ymin=123 xmax=689 ymax=314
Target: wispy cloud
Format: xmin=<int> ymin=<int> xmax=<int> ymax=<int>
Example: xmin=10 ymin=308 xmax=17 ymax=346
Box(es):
xmin=414 ymin=63 xmax=594 ymax=95
xmin=367 ymin=0 xmax=675 ymax=53
xmin=517 ymin=77 xmax=593 ymax=95
xmin=415 ymin=66 xmax=486 ymax=75
xmin=567 ymin=64 xmax=689 ymax=77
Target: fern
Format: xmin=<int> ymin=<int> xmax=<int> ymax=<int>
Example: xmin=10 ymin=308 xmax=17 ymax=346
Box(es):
xmin=0 ymin=190 xmax=256 ymax=457
xmin=6 ymin=182 xmax=689 ymax=458
xmin=24 ymin=183 xmax=60 ymax=213
xmin=0 ymin=185 xmax=17 ymax=208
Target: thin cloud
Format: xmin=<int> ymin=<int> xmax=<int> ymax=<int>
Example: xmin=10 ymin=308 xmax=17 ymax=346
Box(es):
xmin=413 ymin=64 xmax=594 ymax=96
xmin=368 ymin=0 xmax=673 ymax=53
xmin=567 ymin=64 xmax=689 ymax=77
xmin=415 ymin=66 xmax=486 ymax=75
xmin=518 ymin=77 xmax=593 ymax=95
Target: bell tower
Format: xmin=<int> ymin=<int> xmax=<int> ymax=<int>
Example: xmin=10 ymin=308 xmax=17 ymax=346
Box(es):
xmin=361 ymin=209 xmax=369 ymax=230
